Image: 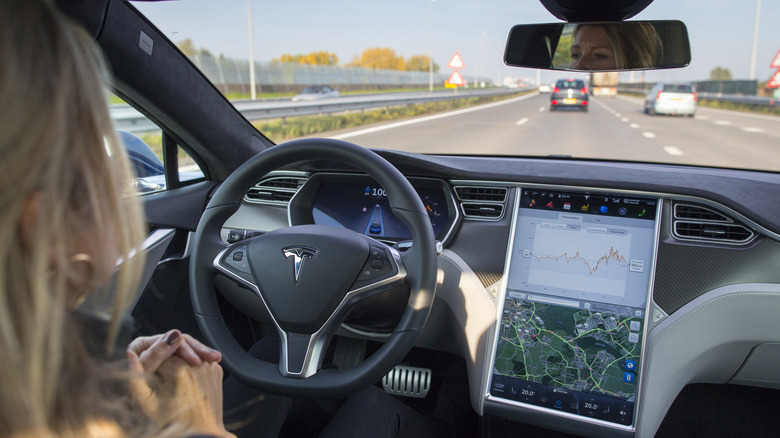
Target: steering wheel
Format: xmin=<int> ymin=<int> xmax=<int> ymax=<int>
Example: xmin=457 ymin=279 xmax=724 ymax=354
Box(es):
xmin=190 ymin=138 xmax=437 ymax=397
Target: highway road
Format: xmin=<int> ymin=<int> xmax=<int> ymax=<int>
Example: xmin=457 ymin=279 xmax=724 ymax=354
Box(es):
xmin=327 ymin=93 xmax=780 ymax=173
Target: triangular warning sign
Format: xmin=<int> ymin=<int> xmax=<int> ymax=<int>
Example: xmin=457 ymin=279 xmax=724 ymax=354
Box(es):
xmin=447 ymin=70 xmax=465 ymax=86
xmin=771 ymin=50 xmax=780 ymax=69
xmin=448 ymin=52 xmax=465 ymax=69
xmin=767 ymin=70 xmax=780 ymax=89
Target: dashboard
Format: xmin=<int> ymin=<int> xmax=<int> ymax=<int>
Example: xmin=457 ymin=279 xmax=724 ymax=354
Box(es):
xmin=218 ymin=154 xmax=780 ymax=438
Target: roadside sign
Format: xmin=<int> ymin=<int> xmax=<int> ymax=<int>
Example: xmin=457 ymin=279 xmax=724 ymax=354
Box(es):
xmin=771 ymin=49 xmax=780 ymax=69
xmin=767 ymin=70 xmax=780 ymax=88
xmin=447 ymin=70 xmax=465 ymax=86
xmin=448 ymin=52 xmax=465 ymax=69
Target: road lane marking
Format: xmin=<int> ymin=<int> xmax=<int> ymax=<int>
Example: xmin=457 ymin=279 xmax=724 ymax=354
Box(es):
xmin=642 ymin=132 xmax=656 ymax=138
xmin=714 ymin=120 xmax=732 ymax=126
xmin=630 ymin=123 xmax=639 ymax=129
xmin=621 ymin=117 xmax=629 ymax=122
xmin=664 ymin=146 xmax=684 ymax=156
xmin=539 ymin=107 xmax=546 ymax=112
xmin=696 ymin=115 xmax=709 ymax=120
xmin=742 ymin=127 xmax=765 ymax=133
xmin=615 ymin=113 xmax=622 ymax=117
xmin=516 ymin=118 xmax=529 ymax=126
xmin=329 ymin=93 xmax=538 ymax=140
xmin=697 ymin=106 xmax=780 ymax=122
xmin=591 ymin=98 xmax=614 ymax=113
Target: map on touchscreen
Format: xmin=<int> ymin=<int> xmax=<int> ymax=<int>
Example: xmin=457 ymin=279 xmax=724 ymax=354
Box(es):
xmin=489 ymin=190 xmax=657 ymax=426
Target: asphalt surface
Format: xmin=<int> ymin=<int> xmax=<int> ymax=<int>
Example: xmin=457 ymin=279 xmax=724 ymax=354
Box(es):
xmin=327 ymin=93 xmax=780 ymax=172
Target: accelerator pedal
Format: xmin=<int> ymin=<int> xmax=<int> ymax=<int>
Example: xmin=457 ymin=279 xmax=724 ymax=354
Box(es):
xmin=382 ymin=365 xmax=432 ymax=398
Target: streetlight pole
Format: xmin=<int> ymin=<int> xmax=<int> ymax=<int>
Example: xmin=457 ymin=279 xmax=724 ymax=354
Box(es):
xmin=248 ymin=0 xmax=257 ymax=100
xmin=480 ymin=30 xmax=485 ymax=88
xmin=749 ymin=0 xmax=761 ymax=80
xmin=429 ymin=0 xmax=435 ymax=93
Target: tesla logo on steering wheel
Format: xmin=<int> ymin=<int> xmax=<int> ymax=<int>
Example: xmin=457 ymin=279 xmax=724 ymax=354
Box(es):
xmin=282 ymin=246 xmax=318 ymax=283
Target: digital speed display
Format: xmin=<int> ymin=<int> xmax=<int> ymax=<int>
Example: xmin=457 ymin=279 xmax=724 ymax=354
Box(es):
xmin=311 ymin=181 xmax=450 ymax=241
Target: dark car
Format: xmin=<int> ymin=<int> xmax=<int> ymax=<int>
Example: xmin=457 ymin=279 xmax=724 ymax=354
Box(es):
xmin=291 ymin=85 xmax=340 ymax=102
xmin=550 ymin=78 xmax=589 ymax=111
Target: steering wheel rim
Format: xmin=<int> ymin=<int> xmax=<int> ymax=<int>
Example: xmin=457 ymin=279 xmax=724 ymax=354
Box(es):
xmin=190 ymin=138 xmax=437 ymax=397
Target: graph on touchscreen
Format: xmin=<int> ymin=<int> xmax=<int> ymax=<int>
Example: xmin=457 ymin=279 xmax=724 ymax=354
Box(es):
xmin=525 ymin=222 xmax=633 ymax=297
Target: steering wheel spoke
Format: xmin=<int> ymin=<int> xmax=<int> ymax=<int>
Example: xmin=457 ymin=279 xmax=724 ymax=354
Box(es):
xmin=348 ymin=242 xmax=407 ymax=294
xmin=279 ymin=331 xmax=325 ymax=378
xmin=214 ymin=241 xmax=259 ymax=288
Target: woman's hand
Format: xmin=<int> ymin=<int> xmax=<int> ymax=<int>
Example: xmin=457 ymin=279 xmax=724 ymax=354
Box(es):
xmin=127 ymin=329 xmax=222 ymax=372
xmin=126 ymin=330 xmax=233 ymax=437
xmin=157 ymin=355 xmax=235 ymax=438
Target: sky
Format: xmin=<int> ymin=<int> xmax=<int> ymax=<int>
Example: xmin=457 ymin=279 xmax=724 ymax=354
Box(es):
xmin=133 ymin=0 xmax=780 ymax=86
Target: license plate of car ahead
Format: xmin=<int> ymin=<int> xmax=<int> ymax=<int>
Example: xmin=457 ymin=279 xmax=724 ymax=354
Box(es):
xmin=563 ymin=98 xmax=577 ymax=104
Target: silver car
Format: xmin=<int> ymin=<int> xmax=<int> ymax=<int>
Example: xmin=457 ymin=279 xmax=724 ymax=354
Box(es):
xmin=645 ymin=82 xmax=698 ymax=117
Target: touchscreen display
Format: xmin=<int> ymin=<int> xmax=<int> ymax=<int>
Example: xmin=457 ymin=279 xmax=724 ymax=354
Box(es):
xmin=489 ymin=189 xmax=658 ymax=427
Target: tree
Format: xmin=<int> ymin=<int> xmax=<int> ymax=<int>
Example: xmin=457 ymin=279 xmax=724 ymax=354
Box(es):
xmin=551 ymin=34 xmax=573 ymax=67
xmin=176 ymin=38 xmax=196 ymax=57
xmin=272 ymin=51 xmax=339 ymax=65
xmin=347 ymin=47 xmax=406 ymax=70
xmin=176 ymin=39 xmax=212 ymax=57
xmin=405 ymin=55 xmax=439 ymax=73
xmin=710 ymin=66 xmax=732 ymax=81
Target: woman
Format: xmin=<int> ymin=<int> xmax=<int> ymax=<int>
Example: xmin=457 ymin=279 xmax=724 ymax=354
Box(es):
xmin=0 ymin=1 xmax=233 ymax=436
xmin=570 ymin=22 xmax=662 ymax=70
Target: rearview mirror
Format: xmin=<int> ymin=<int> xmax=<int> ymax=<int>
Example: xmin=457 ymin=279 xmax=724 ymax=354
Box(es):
xmin=504 ymin=20 xmax=690 ymax=71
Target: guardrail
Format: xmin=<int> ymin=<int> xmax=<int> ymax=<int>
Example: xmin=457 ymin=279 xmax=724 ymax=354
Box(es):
xmin=697 ymin=93 xmax=779 ymax=107
xmin=112 ymin=88 xmax=526 ymax=133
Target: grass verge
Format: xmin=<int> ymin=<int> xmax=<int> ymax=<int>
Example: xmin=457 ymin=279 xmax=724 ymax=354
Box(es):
xmin=252 ymin=91 xmax=527 ymax=143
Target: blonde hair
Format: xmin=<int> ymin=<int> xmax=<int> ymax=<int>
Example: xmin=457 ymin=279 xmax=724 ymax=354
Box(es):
xmin=0 ymin=0 xmax=157 ymax=436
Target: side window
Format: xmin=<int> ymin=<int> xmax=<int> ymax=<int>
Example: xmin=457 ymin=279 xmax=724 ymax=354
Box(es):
xmin=110 ymin=93 xmax=204 ymax=193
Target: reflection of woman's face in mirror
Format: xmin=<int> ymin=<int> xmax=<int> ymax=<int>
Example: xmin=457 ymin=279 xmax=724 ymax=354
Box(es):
xmin=570 ymin=25 xmax=616 ymax=70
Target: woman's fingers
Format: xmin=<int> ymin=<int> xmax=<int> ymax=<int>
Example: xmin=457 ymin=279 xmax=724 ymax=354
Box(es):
xmin=127 ymin=330 xmax=222 ymax=374
xmin=182 ymin=332 xmax=222 ymax=363
xmin=132 ymin=330 xmax=187 ymax=373
xmin=126 ymin=349 xmax=160 ymax=416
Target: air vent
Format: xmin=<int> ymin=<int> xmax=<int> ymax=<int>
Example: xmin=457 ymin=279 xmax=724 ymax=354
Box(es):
xmin=462 ymin=203 xmax=503 ymax=218
xmin=674 ymin=204 xmax=729 ymax=222
xmin=455 ymin=186 xmax=507 ymax=202
xmin=672 ymin=202 xmax=755 ymax=244
xmin=454 ymin=186 xmax=508 ymax=220
xmin=244 ymin=176 xmax=308 ymax=205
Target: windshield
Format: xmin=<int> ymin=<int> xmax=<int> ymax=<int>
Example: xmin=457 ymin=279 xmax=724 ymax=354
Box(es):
xmin=131 ymin=0 xmax=780 ymax=173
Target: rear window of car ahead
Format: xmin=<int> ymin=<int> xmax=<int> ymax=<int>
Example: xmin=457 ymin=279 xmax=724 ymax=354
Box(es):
xmin=556 ymin=80 xmax=585 ymax=89
xmin=662 ymin=84 xmax=693 ymax=93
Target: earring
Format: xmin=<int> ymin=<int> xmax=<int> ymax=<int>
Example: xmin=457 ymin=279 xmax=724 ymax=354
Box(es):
xmin=68 ymin=253 xmax=94 ymax=309
xmin=69 ymin=253 xmax=93 ymax=264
